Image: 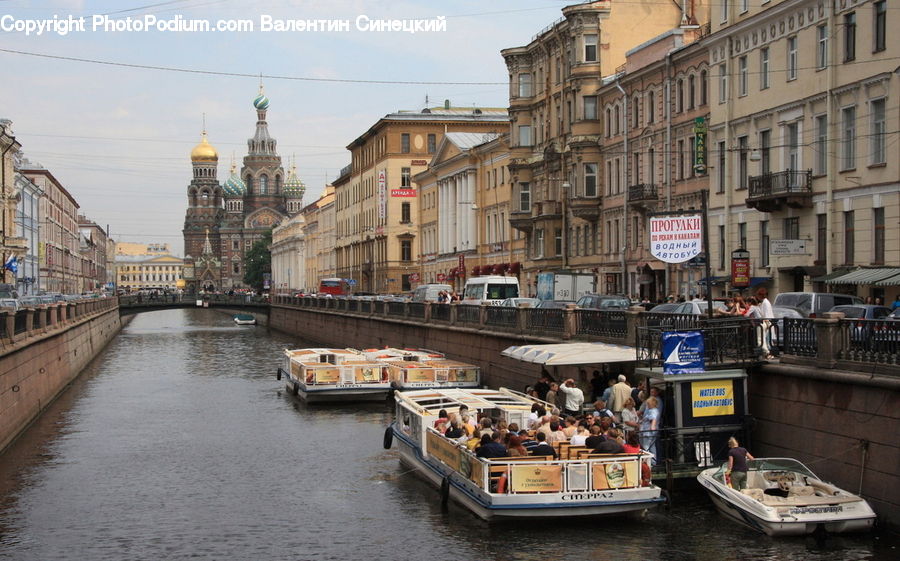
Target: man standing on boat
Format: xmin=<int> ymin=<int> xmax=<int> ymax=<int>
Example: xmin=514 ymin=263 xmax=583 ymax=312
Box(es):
xmin=558 ymin=378 xmax=585 ymax=417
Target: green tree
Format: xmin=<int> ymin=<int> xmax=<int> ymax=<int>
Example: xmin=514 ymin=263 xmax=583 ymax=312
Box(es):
xmin=243 ymin=230 xmax=273 ymax=292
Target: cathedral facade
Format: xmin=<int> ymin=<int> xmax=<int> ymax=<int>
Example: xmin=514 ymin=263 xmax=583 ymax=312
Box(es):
xmin=182 ymin=88 xmax=305 ymax=291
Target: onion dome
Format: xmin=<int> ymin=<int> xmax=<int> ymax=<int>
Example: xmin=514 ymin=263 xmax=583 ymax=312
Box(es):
xmin=190 ymin=131 xmax=218 ymax=162
xmin=223 ymin=158 xmax=247 ymax=197
xmin=283 ymin=163 xmax=305 ymax=199
xmin=253 ymin=84 xmax=270 ymax=110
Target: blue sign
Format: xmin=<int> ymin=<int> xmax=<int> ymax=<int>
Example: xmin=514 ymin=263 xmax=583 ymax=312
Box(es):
xmin=661 ymin=331 xmax=705 ymax=374
xmin=345 ymin=278 xmax=357 ymax=286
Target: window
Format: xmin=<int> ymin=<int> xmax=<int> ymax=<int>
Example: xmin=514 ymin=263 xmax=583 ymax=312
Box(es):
xmin=584 ymin=96 xmax=598 ymax=120
xmin=606 ymin=221 xmax=612 ymax=252
xmin=605 ymin=108 xmax=612 ymax=136
xmin=874 ymin=1 xmax=886 ymax=52
xmin=738 ymin=56 xmax=748 ymax=96
xmin=721 ymin=1 xmax=728 ymax=22
xmin=401 ymin=240 xmax=412 ymax=262
xmin=519 ymin=182 xmax=531 ymax=212
xmin=401 ymin=202 xmax=411 ymax=223
xmin=232 ymin=240 xmax=239 ymax=250
xmin=718 ymin=64 xmax=727 ymax=103
xmin=647 ymin=148 xmax=655 ymax=184
xmin=874 ymin=207 xmax=885 ymax=264
xmin=401 ymin=133 xmax=410 ymax=153
xmin=614 ymin=105 xmax=620 ymax=134
xmin=740 ymin=0 xmax=749 ymax=12
xmin=816 ymin=213 xmax=827 ymax=264
xmin=584 ymin=34 xmax=598 ymax=62
xmin=633 ymin=96 xmax=640 ymax=128
xmin=647 ymin=90 xmax=655 ymax=123
xmin=760 ymin=47 xmax=770 ymax=90
xmin=401 ymin=167 xmax=411 ymax=187
xmin=534 ymin=229 xmax=544 ymax=258
xmin=676 ymin=78 xmax=684 ymax=112
xmin=718 ymin=225 xmax=726 ymax=269
xmin=871 ymin=98 xmax=886 ymax=165
xmin=518 ymin=73 xmax=532 ymax=97
xmin=738 ymin=136 xmax=749 ymax=190
xmin=259 ymin=174 xmax=268 ymax=194
xmin=688 ymin=74 xmax=696 ymax=109
xmin=784 ymin=217 xmax=800 ymax=240
xmin=817 ymin=25 xmax=828 ymax=69
xmin=844 ymin=12 xmax=856 ymax=62
xmin=584 ymin=163 xmax=598 ymax=197
xmin=760 ymin=220 xmax=770 ymax=267
xmin=427 ymin=134 xmax=436 ymax=154
xmin=843 ymin=210 xmax=855 ymax=264
xmin=555 ymin=228 xmax=562 ymax=256
xmin=787 ymin=37 xmax=797 ymax=80
xmin=815 ymin=115 xmax=828 ymax=175
xmin=739 ymin=222 xmax=747 ymax=250
xmin=759 ymin=129 xmax=771 ymax=175
xmin=717 ymin=140 xmax=726 ymax=193
xmin=841 ymin=106 xmax=856 ymax=170
xmin=677 ymin=139 xmax=685 ymax=180
xmin=518 ymin=125 xmax=532 ymax=147
xmin=787 ymin=123 xmax=800 ymax=173
xmin=700 ymin=70 xmax=708 ymax=106
xmin=233 ymin=262 xmax=240 ymax=274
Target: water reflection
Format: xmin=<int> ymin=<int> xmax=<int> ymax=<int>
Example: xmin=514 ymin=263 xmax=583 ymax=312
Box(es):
xmin=0 ymin=309 xmax=894 ymax=560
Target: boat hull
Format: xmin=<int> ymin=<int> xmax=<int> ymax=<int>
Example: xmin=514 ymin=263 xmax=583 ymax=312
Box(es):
xmin=279 ymin=368 xmax=390 ymax=403
xmin=393 ymin=425 xmax=662 ymax=520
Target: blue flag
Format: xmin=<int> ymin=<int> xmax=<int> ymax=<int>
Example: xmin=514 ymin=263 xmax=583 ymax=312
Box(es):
xmin=4 ymin=255 xmax=17 ymax=274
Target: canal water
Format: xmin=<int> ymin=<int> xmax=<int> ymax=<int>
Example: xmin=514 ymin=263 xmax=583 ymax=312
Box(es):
xmin=0 ymin=309 xmax=895 ymax=560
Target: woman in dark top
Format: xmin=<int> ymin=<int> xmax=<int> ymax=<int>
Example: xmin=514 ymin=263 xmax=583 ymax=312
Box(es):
xmin=726 ymin=436 xmax=754 ymax=490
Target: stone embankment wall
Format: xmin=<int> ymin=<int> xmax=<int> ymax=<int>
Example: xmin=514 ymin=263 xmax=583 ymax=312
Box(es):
xmin=0 ymin=299 xmax=122 ymax=453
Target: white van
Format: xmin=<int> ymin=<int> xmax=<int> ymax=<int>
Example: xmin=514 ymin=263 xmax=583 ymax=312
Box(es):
xmin=462 ymin=276 xmax=520 ymax=306
xmin=412 ymin=283 xmax=453 ymax=303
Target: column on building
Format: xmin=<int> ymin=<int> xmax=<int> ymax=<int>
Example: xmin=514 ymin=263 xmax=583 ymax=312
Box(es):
xmin=439 ymin=179 xmax=446 ymax=254
xmin=466 ymin=169 xmax=477 ymax=251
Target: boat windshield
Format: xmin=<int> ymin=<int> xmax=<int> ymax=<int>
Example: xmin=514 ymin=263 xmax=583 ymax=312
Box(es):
xmin=748 ymin=458 xmax=817 ymax=478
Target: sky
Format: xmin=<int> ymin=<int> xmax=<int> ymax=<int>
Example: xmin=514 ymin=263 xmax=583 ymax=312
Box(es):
xmin=0 ymin=0 xmax=574 ymax=256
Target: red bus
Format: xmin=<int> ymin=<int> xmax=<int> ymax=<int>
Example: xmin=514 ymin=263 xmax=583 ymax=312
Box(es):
xmin=318 ymin=278 xmax=351 ymax=296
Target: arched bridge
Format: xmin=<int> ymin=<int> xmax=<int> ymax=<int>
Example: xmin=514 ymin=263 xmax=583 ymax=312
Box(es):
xmin=118 ymin=294 xmax=270 ymax=315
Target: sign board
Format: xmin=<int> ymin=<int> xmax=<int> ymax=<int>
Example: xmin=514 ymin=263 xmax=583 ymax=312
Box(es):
xmin=377 ymin=169 xmax=387 ymax=222
xmin=410 ymin=159 xmax=428 ymax=166
xmin=770 ymin=239 xmax=808 ymax=255
xmin=693 ymin=117 xmax=707 ymax=175
xmin=510 ymin=464 xmax=562 ymax=493
xmin=649 ymin=215 xmax=703 ymax=263
xmin=436 ymin=273 xmax=446 ymax=282
xmin=409 ymin=273 xmax=420 ymax=282
xmin=685 ymin=254 xmax=706 ymax=268
xmin=691 ymin=379 xmax=735 ymax=417
xmin=731 ymin=249 xmax=750 ymax=288
xmin=391 ymin=189 xmax=417 ymax=197
xmin=662 ymin=331 xmax=705 ymax=374
xmin=458 ymin=254 xmax=465 ymax=275
xmin=263 ymin=272 xmax=271 ymax=290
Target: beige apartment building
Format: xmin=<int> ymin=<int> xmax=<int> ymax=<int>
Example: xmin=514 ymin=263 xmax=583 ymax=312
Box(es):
xmin=299 ymin=184 xmax=337 ymax=293
xmin=415 ymin=133 xmax=526 ymax=291
xmin=77 ymin=217 xmax=109 ymax=293
xmin=1 ymin=119 xmax=28 ymax=286
xmin=706 ymin=0 xmax=899 ymax=301
xmin=503 ymin=0 xmax=708 ymax=297
xmin=115 ymin=242 xmax=172 ymax=256
xmin=270 ymin=213 xmax=305 ymax=294
xmin=115 ymin=253 xmax=184 ymax=292
xmin=334 ymin=106 xmax=507 ymax=294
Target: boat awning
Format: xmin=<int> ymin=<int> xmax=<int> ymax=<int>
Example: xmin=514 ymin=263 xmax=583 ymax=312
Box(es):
xmin=825 ymin=267 xmax=900 ymax=285
xmin=501 ymin=342 xmax=636 ymax=365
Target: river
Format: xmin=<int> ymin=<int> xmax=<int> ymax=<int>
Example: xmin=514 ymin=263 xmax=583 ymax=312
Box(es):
xmin=0 ymin=309 xmax=895 ymax=560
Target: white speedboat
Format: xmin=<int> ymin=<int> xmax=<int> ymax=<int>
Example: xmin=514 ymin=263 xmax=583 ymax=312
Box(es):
xmin=233 ymin=313 xmax=256 ymax=325
xmin=697 ymin=458 xmax=876 ymax=536
xmin=385 ymin=387 xmax=662 ymax=520
xmin=277 ymin=348 xmax=391 ymax=403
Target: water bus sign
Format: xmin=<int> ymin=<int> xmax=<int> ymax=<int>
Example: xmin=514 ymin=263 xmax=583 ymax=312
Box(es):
xmin=649 ymin=215 xmax=702 ymax=264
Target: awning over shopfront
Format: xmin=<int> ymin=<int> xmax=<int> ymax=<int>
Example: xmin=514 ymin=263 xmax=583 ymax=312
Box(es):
xmin=876 ymin=273 xmax=900 ymax=286
xmin=812 ymin=268 xmax=854 ymax=283
xmin=696 ymin=276 xmax=729 ymax=285
xmin=825 ymin=267 xmax=900 ymax=285
xmin=501 ymin=342 xmax=636 ymax=366
xmin=749 ymin=277 xmax=771 ymax=287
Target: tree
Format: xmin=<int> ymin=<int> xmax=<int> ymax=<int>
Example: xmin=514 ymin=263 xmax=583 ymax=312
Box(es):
xmin=243 ymin=230 xmax=272 ymax=292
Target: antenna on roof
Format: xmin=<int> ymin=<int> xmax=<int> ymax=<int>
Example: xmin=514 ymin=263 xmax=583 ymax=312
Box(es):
xmin=202 ymin=112 xmax=206 ymax=134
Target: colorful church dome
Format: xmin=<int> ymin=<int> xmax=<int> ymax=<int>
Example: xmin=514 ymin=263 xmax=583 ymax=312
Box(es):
xmin=283 ymin=163 xmax=305 ymax=199
xmin=223 ymin=159 xmax=247 ymax=197
xmin=253 ymin=87 xmax=270 ymax=110
xmin=190 ymin=132 xmax=218 ymax=162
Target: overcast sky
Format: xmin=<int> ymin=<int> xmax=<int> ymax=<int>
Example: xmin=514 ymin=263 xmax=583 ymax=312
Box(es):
xmin=0 ymin=0 xmax=570 ymax=256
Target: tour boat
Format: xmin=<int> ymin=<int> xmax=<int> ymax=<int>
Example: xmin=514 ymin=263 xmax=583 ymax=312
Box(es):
xmin=384 ymin=387 xmax=662 ymax=520
xmin=360 ymin=348 xmax=481 ymax=390
xmin=233 ymin=313 xmax=256 ymax=325
xmin=697 ymin=458 xmax=876 ymax=536
xmin=277 ymin=348 xmax=391 ymax=403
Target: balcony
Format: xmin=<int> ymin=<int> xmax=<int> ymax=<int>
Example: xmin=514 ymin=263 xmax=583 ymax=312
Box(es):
xmin=627 ymin=183 xmax=658 ymax=210
xmin=509 ymin=210 xmax=533 ymax=233
xmin=746 ymin=169 xmax=813 ymax=212
xmin=568 ymin=197 xmax=601 ymax=221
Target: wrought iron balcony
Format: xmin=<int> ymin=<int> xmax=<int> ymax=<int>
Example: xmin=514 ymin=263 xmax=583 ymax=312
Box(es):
xmin=568 ymin=196 xmax=601 ymax=221
xmin=627 ymin=183 xmax=658 ymax=209
xmin=746 ymin=169 xmax=813 ymax=212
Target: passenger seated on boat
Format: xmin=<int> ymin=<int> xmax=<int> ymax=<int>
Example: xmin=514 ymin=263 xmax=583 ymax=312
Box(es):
xmin=529 ymin=432 xmax=558 ymax=459
xmin=562 ymin=416 xmax=578 ymax=438
xmin=444 ymin=419 xmax=465 ymax=440
xmin=584 ymin=425 xmax=605 ymax=449
xmin=622 ymin=431 xmax=641 ymax=454
xmin=593 ymin=428 xmax=625 ymax=454
xmin=465 ymin=430 xmax=482 ymax=451
xmin=547 ymin=421 xmax=567 ymax=443
xmin=527 ymin=403 xmax=542 ymax=428
xmin=459 ymin=414 xmax=475 ymax=438
xmin=535 ymin=416 xmax=553 ymax=439
xmin=477 ymin=417 xmax=494 ymax=438
xmin=433 ymin=409 xmax=449 ymax=428
xmin=476 ymin=431 xmax=509 ymax=459
xmin=570 ymin=425 xmax=589 ymax=447
xmin=507 ymin=435 xmax=528 ymax=457
xmin=519 ymin=430 xmax=538 ymax=452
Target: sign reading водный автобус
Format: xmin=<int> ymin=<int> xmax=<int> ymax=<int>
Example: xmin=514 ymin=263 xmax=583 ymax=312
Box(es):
xmin=649 ymin=215 xmax=703 ymax=264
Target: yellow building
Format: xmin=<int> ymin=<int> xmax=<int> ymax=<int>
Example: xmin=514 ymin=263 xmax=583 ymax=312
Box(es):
xmin=334 ymin=106 xmax=507 ymax=294
xmin=115 ymin=254 xmax=184 ymax=292
xmin=415 ymin=133 xmax=526 ymax=290
xmin=706 ymin=0 xmax=899 ymax=301
xmin=300 ymin=184 xmax=336 ymax=292
xmin=1 ymin=119 xmax=27 ymax=285
xmin=115 ymin=242 xmax=171 ymax=256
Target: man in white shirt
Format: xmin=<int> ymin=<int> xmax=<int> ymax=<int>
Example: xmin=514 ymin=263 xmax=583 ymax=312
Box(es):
xmin=756 ymin=287 xmax=775 ymax=359
xmin=558 ymin=378 xmax=585 ymax=416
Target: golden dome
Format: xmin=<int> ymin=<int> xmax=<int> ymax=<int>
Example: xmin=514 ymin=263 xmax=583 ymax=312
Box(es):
xmin=191 ymin=132 xmax=218 ymax=162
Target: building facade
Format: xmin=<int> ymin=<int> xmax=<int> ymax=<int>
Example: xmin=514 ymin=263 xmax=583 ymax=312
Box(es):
xmin=115 ymin=253 xmax=184 ymax=292
xmin=1 ymin=119 xmax=27 ymax=287
xmin=270 ymin=212 xmax=305 ymax=294
xmin=14 ymin=171 xmax=42 ymax=295
xmin=77 ymin=217 xmax=109 ymax=292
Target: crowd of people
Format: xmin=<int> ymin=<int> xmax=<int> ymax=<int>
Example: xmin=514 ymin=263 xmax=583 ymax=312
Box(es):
xmin=436 ymin=290 xmax=460 ymax=303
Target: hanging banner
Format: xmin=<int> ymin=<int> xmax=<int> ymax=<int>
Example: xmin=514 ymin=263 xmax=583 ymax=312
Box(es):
xmin=377 ymin=169 xmax=387 ymax=223
xmin=662 ymin=330 xmax=705 ymax=374
xmin=649 ymin=215 xmax=703 ymax=264
xmin=731 ymin=249 xmax=750 ymax=288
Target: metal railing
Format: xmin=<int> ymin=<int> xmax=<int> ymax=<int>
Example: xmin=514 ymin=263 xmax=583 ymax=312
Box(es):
xmin=837 ymin=319 xmax=900 ymax=365
xmin=456 ymin=305 xmax=480 ymax=325
xmin=637 ymin=318 xmax=761 ymax=368
xmin=627 ymin=183 xmax=658 ymax=203
xmin=485 ymin=306 xmax=518 ymax=329
xmin=408 ymin=302 xmax=426 ymax=319
xmin=781 ymin=317 xmax=817 ymax=357
xmin=527 ymin=308 xmax=566 ymax=334
xmin=431 ymin=303 xmax=451 ymax=322
xmin=748 ymin=169 xmax=812 ymax=199
xmin=576 ymin=309 xmax=627 ymax=338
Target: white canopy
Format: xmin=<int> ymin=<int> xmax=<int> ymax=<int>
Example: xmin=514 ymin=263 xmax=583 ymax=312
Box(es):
xmin=501 ymin=342 xmax=637 ymax=366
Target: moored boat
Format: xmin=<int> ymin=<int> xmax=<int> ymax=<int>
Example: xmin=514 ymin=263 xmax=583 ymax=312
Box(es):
xmin=233 ymin=313 xmax=256 ymax=325
xmin=697 ymin=458 xmax=876 ymax=536
xmin=361 ymin=348 xmax=481 ymax=390
xmin=385 ymin=387 xmax=662 ymax=520
xmin=277 ymin=348 xmax=391 ymax=403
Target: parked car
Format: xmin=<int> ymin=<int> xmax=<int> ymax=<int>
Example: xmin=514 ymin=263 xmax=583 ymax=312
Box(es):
xmin=829 ymin=304 xmax=893 ymax=344
xmin=411 ymin=283 xmax=452 ymax=303
xmin=773 ymin=292 xmax=864 ymax=318
xmin=0 ymin=298 xmax=20 ymax=311
xmin=534 ymin=300 xmax=575 ymax=309
xmin=17 ymin=296 xmax=43 ymax=308
xmin=648 ymin=303 xmax=680 ymax=313
xmin=771 ymin=305 xmax=805 ymax=351
xmin=499 ymin=297 xmax=540 ymax=308
xmin=575 ymin=294 xmax=630 ymax=310
xmin=674 ymin=301 xmax=728 ymax=315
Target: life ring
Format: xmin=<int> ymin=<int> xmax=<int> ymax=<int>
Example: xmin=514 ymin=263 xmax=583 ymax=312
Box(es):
xmin=440 ymin=475 xmax=451 ymax=507
xmin=292 ymin=382 xmax=300 ymax=396
xmin=383 ymin=426 xmax=394 ymax=449
xmin=496 ymin=473 xmax=508 ymax=494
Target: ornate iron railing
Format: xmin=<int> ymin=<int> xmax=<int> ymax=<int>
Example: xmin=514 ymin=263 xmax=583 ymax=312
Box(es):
xmin=575 ymin=309 xmax=626 ymax=338
xmin=748 ymin=169 xmax=812 ymax=198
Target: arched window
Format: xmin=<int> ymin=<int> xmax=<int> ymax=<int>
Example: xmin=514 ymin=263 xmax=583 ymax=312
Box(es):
xmin=245 ymin=175 xmax=253 ymax=194
xmin=260 ymin=174 xmax=269 ymax=194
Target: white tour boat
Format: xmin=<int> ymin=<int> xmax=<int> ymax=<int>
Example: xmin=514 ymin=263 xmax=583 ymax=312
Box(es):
xmin=385 ymin=387 xmax=662 ymax=520
xmin=697 ymin=458 xmax=876 ymax=536
xmin=360 ymin=348 xmax=481 ymax=390
xmin=277 ymin=348 xmax=391 ymax=403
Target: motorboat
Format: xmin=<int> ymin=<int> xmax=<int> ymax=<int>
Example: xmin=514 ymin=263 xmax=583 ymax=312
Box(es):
xmin=385 ymin=387 xmax=662 ymax=520
xmin=277 ymin=348 xmax=391 ymax=403
xmin=697 ymin=457 xmax=876 ymax=536
xmin=233 ymin=313 xmax=256 ymax=325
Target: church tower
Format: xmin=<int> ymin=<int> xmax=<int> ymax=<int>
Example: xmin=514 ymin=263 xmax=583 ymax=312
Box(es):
xmin=182 ymin=129 xmax=224 ymax=289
